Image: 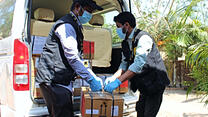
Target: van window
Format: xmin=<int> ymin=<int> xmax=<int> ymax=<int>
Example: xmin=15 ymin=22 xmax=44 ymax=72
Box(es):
xmin=0 ymin=0 xmax=16 ymax=39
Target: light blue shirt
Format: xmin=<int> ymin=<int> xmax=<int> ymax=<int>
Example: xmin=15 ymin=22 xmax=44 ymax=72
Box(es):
xmin=54 ymin=12 xmax=93 ymax=92
xmin=119 ymin=32 xmax=153 ymax=73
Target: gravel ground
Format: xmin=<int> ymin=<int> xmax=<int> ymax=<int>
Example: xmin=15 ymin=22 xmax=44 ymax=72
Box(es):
xmin=127 ymin=88 xmax=208 ymax=117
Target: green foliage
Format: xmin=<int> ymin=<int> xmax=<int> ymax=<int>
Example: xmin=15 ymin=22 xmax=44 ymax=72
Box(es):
xmin=134 ymin=0 xmax=205 ymax=61
xmin=186 ymin=43 xmax=208 ymax=68
xmin=134 ymin=0 xmax=208 ymax=104
xmin=185 ymin=42 xmax=208 ymax=104
xmin=162 ymin=0 xmax=203 ymax=60
xmin=0 ymin=0 xmax=16 ymax=38
xmin=184 ymin=65 xmax=208 ymax=104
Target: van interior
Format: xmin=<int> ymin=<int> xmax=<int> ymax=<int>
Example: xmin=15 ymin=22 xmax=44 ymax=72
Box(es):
xmin=29 ymin=0 xmax=124 ymax=112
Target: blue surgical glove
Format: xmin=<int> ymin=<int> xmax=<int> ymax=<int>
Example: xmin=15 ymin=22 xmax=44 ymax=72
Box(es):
xmin=104 ymin=76 xmax=116 ymax=86
xmin=87 ymin=77 xmax=102 ymax=92
xmin=104 ymin=78 xmax=121 ymax=93
xmin=94 ymin=76 xmax=104 ymax=87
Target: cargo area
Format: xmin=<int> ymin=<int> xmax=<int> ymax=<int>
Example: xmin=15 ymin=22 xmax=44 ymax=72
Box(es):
xmin=29 ymin=0 xmax=138 ymax=116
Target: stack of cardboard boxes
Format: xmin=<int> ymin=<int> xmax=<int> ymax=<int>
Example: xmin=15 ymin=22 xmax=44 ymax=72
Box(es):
xmin=72 ymin=74 xmax=128 ymax=116
xmin=31 ymin=35 xmax=48 ymax=99
xmin=31 ymin=54 xmax=43 ymax=99
xmin=80 ymin=87 xmax=124 ymax=117
xmin=115 ymin=80 xmax=128 ymax=94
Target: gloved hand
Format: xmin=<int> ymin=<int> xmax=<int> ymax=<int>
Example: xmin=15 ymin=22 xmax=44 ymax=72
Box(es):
xmin=104 ymin=78 xmax=121 ymax=93
xmin=104 ymin=76 xmax=117 ymax=86
xmin=87 ymin=77 xmax=102 ymax=92
xmin=94 ymin=76 xmax=104 ymax=87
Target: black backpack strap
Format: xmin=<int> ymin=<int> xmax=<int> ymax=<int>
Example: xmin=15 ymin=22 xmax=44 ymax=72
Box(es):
xmin=121 ymin=29 xmax=142 ymax=65
xmin=130 ymin=29 xmax=142 ymax=62
xmin=132 ymin=29 xmax=142 ymax=47
xmin=133 ymin=29 xmax=142 ymax=40
xmin=121 ymin=40 xmax=131 ymax=62
xmin=89 ymin=92 xmax=94 ymax=117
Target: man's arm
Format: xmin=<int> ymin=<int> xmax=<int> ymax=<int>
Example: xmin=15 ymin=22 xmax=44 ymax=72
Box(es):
xmin=119 ymin=35 xmax=153 ymax=82
xmin=118 ymin=70 xmax=135 ymax=82
xmin=55 ymin=24 xmax=94 ymax=81
xmin=110 ymin=50 xmax=128 ymax=79
xmin=55 ymin=23 xmax=102 ymax=91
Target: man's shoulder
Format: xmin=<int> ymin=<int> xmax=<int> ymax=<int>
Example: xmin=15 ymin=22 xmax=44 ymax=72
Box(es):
xmin=135 ymin=30 xmax=150 ymax=39
xmin=54 ymin=15 xmax=75 ymax=30
xmin=56 ymin=14 xmax=73 ymax=23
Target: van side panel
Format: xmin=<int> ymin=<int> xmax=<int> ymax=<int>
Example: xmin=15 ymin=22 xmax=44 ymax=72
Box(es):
xmin=12 ymin=0 xmax=29 ymax=38
xmin=0 ymin=0 xmax=34 ymax=116
xmin=0 ymin=37 xmax=15 ymax=116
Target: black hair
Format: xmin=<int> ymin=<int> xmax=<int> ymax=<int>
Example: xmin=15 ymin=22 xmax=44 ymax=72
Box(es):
xmin=70 ymin=0 xmax=88 ymax=11
xmin=114 ymin=12 xmax=136 ymax=28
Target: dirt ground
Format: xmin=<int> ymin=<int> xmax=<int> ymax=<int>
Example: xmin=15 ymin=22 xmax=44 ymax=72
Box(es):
xmin=127 ymin=88 xmax=208 ymax=117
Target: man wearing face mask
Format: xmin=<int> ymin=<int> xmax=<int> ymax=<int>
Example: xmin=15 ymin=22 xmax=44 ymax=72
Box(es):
xmin=35 ymin=0 xmax=103 ymax=116
xmin=104 ymin=12 xmax=170 ymax=117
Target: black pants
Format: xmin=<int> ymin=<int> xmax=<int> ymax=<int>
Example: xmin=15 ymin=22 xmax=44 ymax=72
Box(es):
xmin=136 ymin=91 xmax=164 ymax=117
xmin=39 ymin=83 xmax=74 ymax=117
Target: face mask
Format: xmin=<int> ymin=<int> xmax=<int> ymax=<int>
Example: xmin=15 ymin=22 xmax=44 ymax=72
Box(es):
xmin=78 ymin=10 xmax=92 ymax=24
xmin=116 ymin=27 xmax=126 ymax=40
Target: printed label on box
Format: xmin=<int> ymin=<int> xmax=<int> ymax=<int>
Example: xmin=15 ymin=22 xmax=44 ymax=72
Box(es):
xmin=111 ymin=106 xmax=118 ymax=116
xmin=86 ymin=109 xmax=99 ymax=115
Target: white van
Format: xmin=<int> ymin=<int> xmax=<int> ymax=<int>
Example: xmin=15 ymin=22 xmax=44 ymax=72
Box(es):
xmin=0 ymin=0 xmax=133 ymax=116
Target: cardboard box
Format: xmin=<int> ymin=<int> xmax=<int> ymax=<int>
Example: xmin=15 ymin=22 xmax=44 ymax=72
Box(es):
xmin=31 ymin=77 xmax=43 ymax=98
xmin=81 ymin=91 xmax=124 ymax=117
xmin=83 ymin=40 xmax=94 ymax=59
xmin=97 ymin=74 xmax=129 ymax=94
xmin=115 ymin=87 xmax=128 ymax=94
xmin=31 ymin=55 xmax=43 ymax=99
xmin=73 ymin=87 xmax=82 ymax=97
xmin=31 ymin=55 xmax=40 ymax=77
xmin=74 ymin=86 xmax=92 ymax=96
xmin=33 ymin=87 xmax=43 ymax=98
xmin=115 ymin=80 xmax=128 ymax=94
xmin=31 ymin=57 xmax=36 ymax=77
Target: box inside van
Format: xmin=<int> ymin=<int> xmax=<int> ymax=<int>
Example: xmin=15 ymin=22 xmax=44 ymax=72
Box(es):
xmin=0 ymin=0 xmax=132 ymax=116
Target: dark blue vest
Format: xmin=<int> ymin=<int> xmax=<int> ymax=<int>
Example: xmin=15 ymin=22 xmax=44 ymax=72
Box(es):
xmin=36 ymin=14 xmax=83 ymax=86
xmin=122 ymin=29 xmax=170 ymax=95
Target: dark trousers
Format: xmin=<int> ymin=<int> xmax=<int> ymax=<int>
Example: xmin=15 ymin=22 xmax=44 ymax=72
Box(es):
xmin=136 ymin=91 xmax=164 ymax=117
xmin=39 ymin=83 xmax=74 ymax=117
